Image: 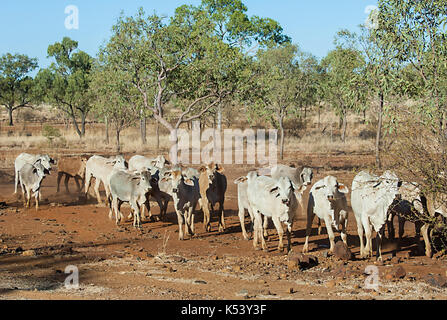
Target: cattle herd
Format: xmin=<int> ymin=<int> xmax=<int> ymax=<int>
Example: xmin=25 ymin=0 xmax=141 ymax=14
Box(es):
xmin=11 ymin=152 xmax=447 ymax=262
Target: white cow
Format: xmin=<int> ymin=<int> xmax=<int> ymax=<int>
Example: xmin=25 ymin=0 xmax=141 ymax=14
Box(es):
xmin=128 ymin=155 xmax=170 ymax=172
xmin=18 ymin=161 xmax=48 ymax=210
xmin=109 ymin=170 xmax=153 ymax=228
xmin=351 ymin=171 xmax=401 ymax=260
xmin=14 ymin=153 xmax=54 ymax=194
xmin=303 ymin=176 xmax=349 ymax=253
xmin=84 ymin=155 xmax=127 ymax=204
xmin=246 ymin=172 xmax=298 ymax=252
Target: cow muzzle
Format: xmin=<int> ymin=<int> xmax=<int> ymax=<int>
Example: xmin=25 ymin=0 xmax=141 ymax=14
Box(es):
xmin=282 ymin=199 xmax=290 ymax=206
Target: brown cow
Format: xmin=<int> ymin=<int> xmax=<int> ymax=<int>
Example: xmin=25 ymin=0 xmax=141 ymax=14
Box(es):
xmin=198 ymin=163 xmax=227 ymax=233
xmin=57 ymin=155 xmax=89 ymax=193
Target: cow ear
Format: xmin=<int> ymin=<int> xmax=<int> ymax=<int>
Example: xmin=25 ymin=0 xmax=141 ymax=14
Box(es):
xmin=33 ymin=168 xmax=38 ymax=174
xmin=199 ymin=166 xmax=207 ymax=173
xmin=234 ymin=176 xmax=248 ymax=184
xmin=165 ymin=159 xmax=171 ymax=165
xmin=269 ymin=186 xmax=279 ymax=194
xmin=338 ymin=183 xmax=349 ymax=194
xmin=184 ymin=179 xmax=195 ymax=186
xmin=216 ymin=164 xmax=225 ymax=174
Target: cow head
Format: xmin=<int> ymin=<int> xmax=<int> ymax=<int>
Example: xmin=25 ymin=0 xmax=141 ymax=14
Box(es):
xmin=161 ymin=170 xmax=194 ymax=195
xmin=36 ymin=154 xmax=54 ymax=174
xmin=151 ymin=155 xmax=170 ymax=169
xmin=267 ymin=177 xmax=296 ymax=224
xmin=106 ymin=155 xmax=127 ymax=169
xmin=199 ymin=163 xmax=225 ymax=184
xmin=300 ymin=167 xmax=313 ymax=187
xmin=132 ymin=170 xmax=154 ymax=193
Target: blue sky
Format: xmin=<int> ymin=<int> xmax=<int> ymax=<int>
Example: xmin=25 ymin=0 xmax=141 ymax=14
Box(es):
xmin=0 ymin=0 xmax=378 ymax=71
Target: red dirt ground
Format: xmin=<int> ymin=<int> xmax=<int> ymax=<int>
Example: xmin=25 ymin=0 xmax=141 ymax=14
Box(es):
xmin=0 ymin=151 xmax=446 ymax=300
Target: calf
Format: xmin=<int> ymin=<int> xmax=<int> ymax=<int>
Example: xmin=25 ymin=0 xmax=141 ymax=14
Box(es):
xmin=109 ymin=170 xmax=153 ymax=228
xmin=303 ymin=176 xmax=349 ymax=253
xmin=246 ymin=172 xmax=298 ymax=252
xmin=351 ymin=171 xmax=401 ymax=260
xmin=161 ymin=170 xmax=200 ymax=240
xmin=15 ymin=153 xmax=54 ymax=194
xmin=18 ymin=161 xmax=48 ymax=210
xmin=198 ymin=163 xmax=227 ymax=233
xmin=57 ymin=155 xmax=89 ymax=193
xmin=84 ymin=155 xmax=127 ymax=204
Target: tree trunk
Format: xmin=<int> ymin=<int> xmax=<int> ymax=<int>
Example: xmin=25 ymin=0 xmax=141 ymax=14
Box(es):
xmin=375 ymin=92 xmax=384 ymax=169
xmin=318 ymin=106 xmax=321 ymax=129
xmin=341 ymin=111 xmax=347 ymax=143
xmin=71 ymin=115 xmax=83 ymax=139
xmin=217 ymin=103 xmax=222 ymax=131
xmin=116 ymin=129 xmax=121 ymax=153
xmin=279 ymin=118 xmax=285 ymax=161
xmin=7 ymin=107 xmax=13 ymax=126
xmin=105 ymin=116 xmax=109 ymax=145
xmin=156 ymin=120 xmax=160 ymax=153
xmin=80 ymin=112 xmax=86 ymax=137
xmin=140 ymin=117 xmax=147 ymax=144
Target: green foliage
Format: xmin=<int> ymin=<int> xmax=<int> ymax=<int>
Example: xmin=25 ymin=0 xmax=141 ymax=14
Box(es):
xmin=0 ymin=53 xmax=38 ymax=125
xmin=377 ymin=0 xmax=447 ymax=130
xmin=34 ymin=37 xmax=93 ymax=137
xmin=42 ymin=124 xmax=61 ymax=145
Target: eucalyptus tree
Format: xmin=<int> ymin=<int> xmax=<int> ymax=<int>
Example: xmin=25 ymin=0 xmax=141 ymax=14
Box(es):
xmin=90 ymin=57 xmax=140 ymax=152
xmin=0 ymin=53 xmax=38 ymax=126
xmin=252 ymin=43 xmax=316 ymax=160
xmin=377 ymin=0 xmax=447 ymax=133
xmin=339 ymin=25 xmax=401 ymax=167
xmin=34 ymin=37 xmax=93 ymax=138
xmin=320 ymin=44 xmax=366 ymax=142
xmin=101 ymin=6 xmax=254 ymax=157
xmin=199 ymin=0 xmax=291 ymax=129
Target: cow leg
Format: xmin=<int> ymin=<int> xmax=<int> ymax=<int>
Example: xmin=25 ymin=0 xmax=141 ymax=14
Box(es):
xmin=239 ymin=207 xmax=250 ymax=240
xmin=324 ymin=216 xmax=336 ymax=253
xmin=286 ymin=222 xmax=293 ymax=253
xmin=113 ymin=198 xmax=123 ymax=225
xmin=263 ymin=216 xmax=269 ymax=238
xmin=340 ymin=214 xmax=348 ymax=246
xmin=317 ymin=218 xmax=323 ymax=235
xmin=361 ymin=215 xmax=372 ymax=259
xmin=387 ymin=212 xmax=395 ymax=241
xmin=218 ymin=201 xmax=226 ymax=233
xmin=132 ymin=203 xmax=141 ymax=228
xmin=14 ymin=168 xmax=19 ymax=194
xmin=73 ymin=176 xmax=82 ymax=193
xmin=421 ymin=223 xmax=432 ymax=258
xmin=376 ymin=227 xmax=385 ymax=261
xmin=64 ymin=175 xmax=70 ymax=193
xmin=176 ymin=210 xmax=185 ymax=240
xmin=354 ymin=214 xmax=365 ymax=259
xmin=94 ymin=179 xmax=102 ymax=204
xmin=252 ymin=212 xmax=263 ymax=250
xmin=34 ymin=191 xmax=39 ymax=210
xmin=56 ymin=172 xmax=63 ymax=193
xmin=302 ymin=211 xmax=315 ymax=254
xmin=202 ymin=200 xmax=211 ymax=232
xmin=272 ymin=216 xmax=284 ymax=252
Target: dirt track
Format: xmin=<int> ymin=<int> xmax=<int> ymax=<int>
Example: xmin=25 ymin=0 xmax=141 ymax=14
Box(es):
xmin=0 ymin=152 xmax=446 ymax=300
